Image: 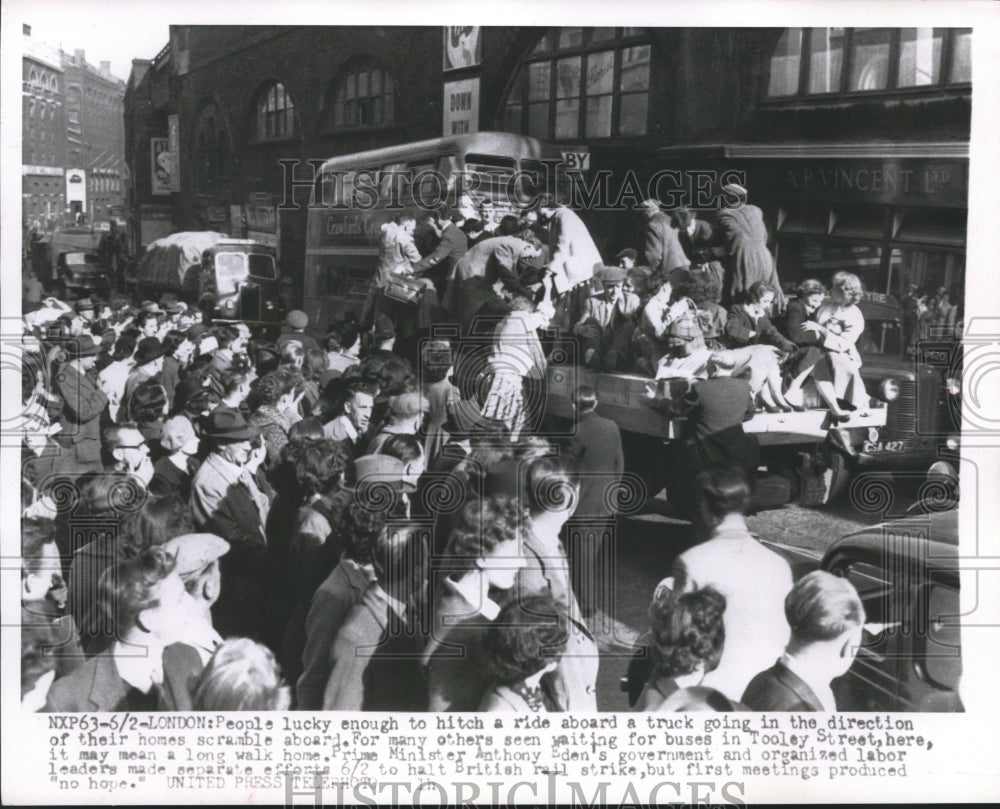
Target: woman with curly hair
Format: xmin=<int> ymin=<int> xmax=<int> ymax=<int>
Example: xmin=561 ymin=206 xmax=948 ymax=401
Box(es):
xmin=280 ymin=438 xmax=351 ymax=685
xmin=480 ymin=595 xmax=569 ymax=712
xmin=424 ymin=495 xmax=529 ymax=711
xmin=779 ymin=279 xmax=829 ymax=407
xmin=676 ymin=269 xmax=727 ymax=351
xmin=193 ymin=638 xmax=291 ymax=711
xmin=635 ymin=586 xmax=742 ymax=711
xmin=799 ymin=272 xmax=870 ymax=420
xmin=129 ymin=379 xmax=169 ymax=461
xmin=247 ymin=370 xmax=302 ymax=467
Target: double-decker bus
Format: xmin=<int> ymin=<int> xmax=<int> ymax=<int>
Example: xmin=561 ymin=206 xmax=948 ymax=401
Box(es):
xmin=303 ymin=132 xmax=568 ymax=328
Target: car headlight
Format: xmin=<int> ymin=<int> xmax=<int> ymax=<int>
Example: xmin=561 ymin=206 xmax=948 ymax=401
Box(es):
xmin=945 ymin=377 xmax=961 ymax=396
xmin=877 ymin=378 xmax=900 ymax=402
xmin=945 ymin=435 xmax=960 ymax=451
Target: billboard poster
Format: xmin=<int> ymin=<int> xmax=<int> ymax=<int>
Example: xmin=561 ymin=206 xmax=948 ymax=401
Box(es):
xmin=167 ymin=115 xmax=181 ymax=192
xmin=151 ymin=137 xmax=173 ymax=196
xmin=443 ymin=26 xmax=481 ymax=70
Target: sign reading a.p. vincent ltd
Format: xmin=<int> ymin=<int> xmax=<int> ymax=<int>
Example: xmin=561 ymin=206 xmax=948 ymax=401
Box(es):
xmin=756 ymin=158 xmax=968 ymax=209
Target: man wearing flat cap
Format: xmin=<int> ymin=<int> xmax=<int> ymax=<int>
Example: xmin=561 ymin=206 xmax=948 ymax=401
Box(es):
xmin=276 ymin=309 xmax=320 ymax=354
xmin=696 ymin=183 xmax=785 ymax=310
xmin=574 ymin=265 xmax=640 ymax=371
xmin=52 ymin=335 xmax=108 ymax=473
xmin=162 ymin=533 xmax=230 ymax=664
xmin=190 ymin=408 xmax=272 ymax=641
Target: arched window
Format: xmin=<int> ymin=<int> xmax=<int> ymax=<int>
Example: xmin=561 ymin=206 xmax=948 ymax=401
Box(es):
xmin=325 ymin=59 xmax=396 ymax=130
xmin=255 ymin=82 xmax=298 ymax=140
xmin=767 ymin=27 xmax=971 ymax=99
xmin=500 ymin=27 xmax=651 ymax=141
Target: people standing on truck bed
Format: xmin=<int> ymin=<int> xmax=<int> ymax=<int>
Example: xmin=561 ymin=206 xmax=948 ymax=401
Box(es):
xmin=692 ymin=183 xmax=786 ymax=311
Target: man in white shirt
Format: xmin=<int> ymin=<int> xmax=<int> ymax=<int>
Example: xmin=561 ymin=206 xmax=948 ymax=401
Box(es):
xmin=742 ymin=571 xmax=864 ymax=711
xmin=323 ymin=382 xmax=375 ymax=454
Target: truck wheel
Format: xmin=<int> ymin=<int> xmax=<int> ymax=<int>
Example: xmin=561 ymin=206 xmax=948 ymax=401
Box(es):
xmin=54 ymin=280 xmax=67 ymax=301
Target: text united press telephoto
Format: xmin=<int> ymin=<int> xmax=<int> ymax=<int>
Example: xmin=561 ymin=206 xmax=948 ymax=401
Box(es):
xmin=9 ymin=16 xmax=992 ymax=809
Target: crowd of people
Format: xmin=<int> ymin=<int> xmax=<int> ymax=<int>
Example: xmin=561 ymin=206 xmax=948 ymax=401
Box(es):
xmin=20 ymin=185 xmax=875 ymax=714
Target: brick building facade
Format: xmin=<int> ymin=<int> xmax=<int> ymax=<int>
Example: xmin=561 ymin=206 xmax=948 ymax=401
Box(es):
xmin=125 ymin=26 xmax=971 ymax=302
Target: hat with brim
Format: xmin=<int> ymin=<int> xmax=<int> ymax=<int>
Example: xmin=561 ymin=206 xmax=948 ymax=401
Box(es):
xmin=74 ymin=298 xmax=95 ymax=313
xmin=162 ymin=533 xmax=230 ymax=579
xmin=141 ymin=301 xmax=164 ymax=314
xmin=63 ymin=335 xmax=100 ymax=359
xmin=615 ymin=248 xmax=638 ymax=263
xmin=200 ymin=407 xmax=260 ymax=441
xmin=135 ymin=337 xmax=165 ymax=365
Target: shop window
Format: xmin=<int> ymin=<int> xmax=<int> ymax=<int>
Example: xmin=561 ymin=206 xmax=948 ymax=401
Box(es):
xmin=254 ymin=81 xmax=298 ymax=141
xmin=776 ymin=202 xmax=830 ymax=236
xmin=325 ymin=59 xmax=396 ymax=130
xmin=888 ymin=248 xmax=963 ymax=300
xmin=501 ymin=27 xmax=651 ymax=141
xmin=829 ymin=205 xmax=886 ymax=242
xmin=893 ymin=209 xmax=966 ymax=248
xmin=767 ymin=27 xmax=971 ymax=99
xmin=776 ymin=236 xmax=885 ymax=293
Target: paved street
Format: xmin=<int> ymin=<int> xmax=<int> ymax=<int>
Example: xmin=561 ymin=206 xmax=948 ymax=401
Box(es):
xmin=589 ymin=493 xmax=914 ymax=710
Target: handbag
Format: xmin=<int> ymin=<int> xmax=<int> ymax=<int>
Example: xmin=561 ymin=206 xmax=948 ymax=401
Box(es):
xmin=666 ymin=298 xmax=707 ymax=357
xmin=383 ymin=272 xmax=425 ymax=304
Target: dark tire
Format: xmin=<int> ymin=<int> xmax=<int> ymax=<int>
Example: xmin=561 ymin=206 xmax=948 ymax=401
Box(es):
xmin=54 ymin=280 xmax=68 ymax=301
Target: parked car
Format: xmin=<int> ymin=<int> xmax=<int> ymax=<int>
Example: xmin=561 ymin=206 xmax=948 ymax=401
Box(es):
xmin=823 ymin=508 xmax=962 ymax=712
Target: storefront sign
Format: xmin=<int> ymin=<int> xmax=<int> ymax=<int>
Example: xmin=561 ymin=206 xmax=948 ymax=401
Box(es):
xmin=443 ymin=78 xmax=480 ymax=136
xmin=167 ymin=115 xmax=181 ymax=192
xmin=752 ymin=158 xmax=968 ymax=208
xmin=443 ymin=27 xmax=481 ymax=71
xmin=151 ymin=138 xmax=173 ymax=196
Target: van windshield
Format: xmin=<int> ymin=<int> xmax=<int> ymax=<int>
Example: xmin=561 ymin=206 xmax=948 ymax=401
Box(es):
xmin=215 ymin=253 xmax=247 ymax=296
xmin=248 ymin=253 xmax=277 ymax=280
